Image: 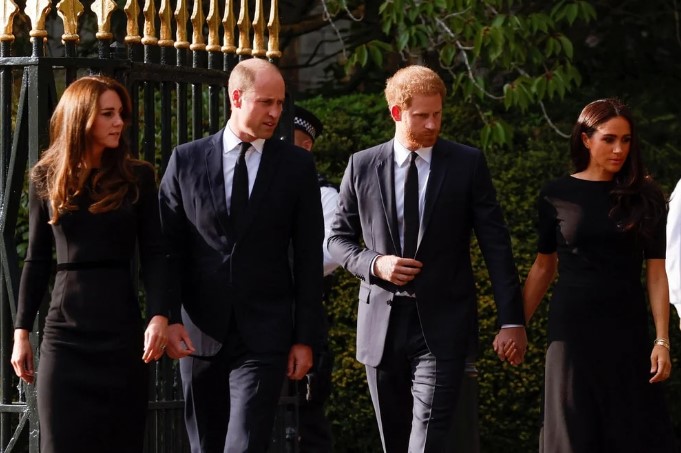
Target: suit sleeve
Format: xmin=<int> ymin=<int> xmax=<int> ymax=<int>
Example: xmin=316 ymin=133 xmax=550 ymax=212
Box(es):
xmin=470 ymin=151 xmax=525 ymax=326
xmin=16 ymin=181 xmax=53 ymax=330
xmin=328 ymin=154 xmax=380 ymax=283
xmin=158 ymin=149 xmax=189 ymax=324
xmin=290 ymin=152 xmax=325 ymax=347
xmin=134 ymin=164 xmax=172 ymax=321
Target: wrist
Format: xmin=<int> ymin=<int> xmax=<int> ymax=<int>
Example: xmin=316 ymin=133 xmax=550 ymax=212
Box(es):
xmin=14 ymin=329 xmax=29 ymax=341
xmin=654 ymin=337 xmax=671 ymax=351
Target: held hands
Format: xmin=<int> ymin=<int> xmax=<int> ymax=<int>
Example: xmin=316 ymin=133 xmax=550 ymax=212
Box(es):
xmin=374 ymin=255 xmax=423 ymax=286
xmin=143 ymin=315 xmax=169 ymax=363
xmin=11 ymin=329 xmax=35 ymax=384
xmin=287 ymin=344 xmax=313 ymax=380
xmin=650 ymin=343 xmax=672 ymax=383
xmin=164 ymin=323 xmax=195 ymax=359
xmin=492 ymin=327 xmax=528 ymax=366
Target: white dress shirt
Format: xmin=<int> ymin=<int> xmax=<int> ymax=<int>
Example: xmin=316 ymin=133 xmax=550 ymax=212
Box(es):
xmin=222 ymin=125 xmax=265 ymax=213
xmin=321 ymin=186 xmax=340 ymax=276
xmin=666 ymin=179 xmax=681 ymax=320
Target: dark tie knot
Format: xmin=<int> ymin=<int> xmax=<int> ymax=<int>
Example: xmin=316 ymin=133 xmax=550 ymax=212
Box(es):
xmin=239 ymin=141 xmax=250 ymax=157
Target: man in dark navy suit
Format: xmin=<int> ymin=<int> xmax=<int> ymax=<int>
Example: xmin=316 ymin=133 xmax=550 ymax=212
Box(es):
xmin=160 ymin=58 xmax=324 ymax=453
xmin=328 ymin=65 xmax=527 ymax=452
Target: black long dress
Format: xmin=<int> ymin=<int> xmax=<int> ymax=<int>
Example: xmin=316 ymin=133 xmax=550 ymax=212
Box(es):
xmin=15 ymin=165 xmax=169 ymax=453
xmin=537 ymin=176 xmax=675 ymax=453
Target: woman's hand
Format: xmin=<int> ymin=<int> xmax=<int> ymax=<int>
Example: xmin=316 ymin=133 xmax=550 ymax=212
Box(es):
xmin=650 ymin=345 xmax=672 ymax=383
xmin=11 ymin=329 xmax=35 ymax=384
xmin=143 ymin=315 xmax=168 ymax=363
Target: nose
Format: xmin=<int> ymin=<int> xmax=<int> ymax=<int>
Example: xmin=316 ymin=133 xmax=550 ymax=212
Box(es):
xmin=114 ymin=114 xmax=124 ymax=126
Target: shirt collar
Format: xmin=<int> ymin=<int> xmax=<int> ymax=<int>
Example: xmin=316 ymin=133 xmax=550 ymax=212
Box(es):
xmin=223 ymin=124 xmax=265 ymax=154
xmin=393 ymin=138 xmax=432 ymax=167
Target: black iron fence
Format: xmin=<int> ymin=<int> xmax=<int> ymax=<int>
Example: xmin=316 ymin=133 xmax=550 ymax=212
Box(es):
xmin=0 ymin=0 xmax=287 ymax=451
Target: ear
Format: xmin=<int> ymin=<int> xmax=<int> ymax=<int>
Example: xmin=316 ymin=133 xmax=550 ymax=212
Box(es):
xmin=390 ymin=105 xmax=402 ymax=122
xmin=231 ymin=90 xmax=242 ymax=108
xmin=581 ymin=132 xmax=590 ymax=150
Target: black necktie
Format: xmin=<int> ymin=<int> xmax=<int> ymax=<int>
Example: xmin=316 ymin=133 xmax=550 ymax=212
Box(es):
xmin=231 ymin=142 xmax=250 ymax=231
xmin=403 ymin=152 xmax=419 ymax=258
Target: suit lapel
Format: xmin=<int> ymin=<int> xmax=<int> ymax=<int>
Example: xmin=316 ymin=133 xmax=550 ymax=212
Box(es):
xmin=376 ymin=141 xmax=401 ymax=255
xmin=420 ymin=139 xmax=449 ymax=245
xmin=237 ymin=139 xmax=281 ymax=238
xmin=205 ymin=130 xmax=232 ymax=237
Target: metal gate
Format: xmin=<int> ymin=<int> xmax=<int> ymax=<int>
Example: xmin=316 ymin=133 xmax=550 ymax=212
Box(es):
xmin=0 ymin=0 xmax=288 ymax=451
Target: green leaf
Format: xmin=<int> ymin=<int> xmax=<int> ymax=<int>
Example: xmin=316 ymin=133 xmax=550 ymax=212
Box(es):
xmin=566 ymin=3 xmax=579 ymax=25
xmin=356 ymin=44 xmax=368 ymax=66
xmin=368 ymin=43 xmax=383 ymax=68
xmin=396 ymin=30 xmax=410 ymax=51
xmin=440 ymin=44 xmax=456 ymax=66
xmin=558 ymin=35 xmax=573 ymax=58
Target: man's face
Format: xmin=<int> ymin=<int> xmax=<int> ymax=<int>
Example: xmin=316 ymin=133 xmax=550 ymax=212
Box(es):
xmin=392 ymin=93 xmax=442 ymax=150
xmin=231 ymin=69 xmax=285 ymax=141
xmin=293 ymin=129 xmax=313 ymax=152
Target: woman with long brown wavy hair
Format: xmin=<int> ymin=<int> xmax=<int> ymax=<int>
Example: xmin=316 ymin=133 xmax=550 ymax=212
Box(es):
xmin=10 ymin=75 xmax=169 ymax=453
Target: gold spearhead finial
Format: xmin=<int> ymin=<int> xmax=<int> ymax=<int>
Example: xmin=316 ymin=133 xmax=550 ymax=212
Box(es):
xmin=25 ymin=0 xmax=51 ymax=39
xmin=158 ymin=0 xmax=173 ymax=47
xmin=90 ymin=0 xmax=117 ymax=40
xmin=142 ymin=0 xmax=158 ymax=45
xmin=124 ymin=0 xmax=141 ymax=45
xmin=57 ymin=0 xmax=84 ymax=43
xmin=190 ymin=0 xmax=205 ymax=51
xmin=173 ymin=0 xmax=188 ymax=49
xmin=236 ymin=0 xmax=251 ymax=57
xmin=221 ymin=0 xmax=235 ymax=54
xmin=251 ymin=0 xmax=265 ymax=58
xmin=0 ymin=0 xmax=20 ymax=42
xmin=266 ymin=0 xmax=280 ymax=60
xmin=205 ymin=0 xmax=220 ymax=52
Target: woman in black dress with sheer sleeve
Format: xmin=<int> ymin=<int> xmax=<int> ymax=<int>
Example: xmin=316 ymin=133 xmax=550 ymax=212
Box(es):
xmin=10 ymin=76 xmax=169 ymax=453
xmin=500 ymin=98 xmax=675 ymax=452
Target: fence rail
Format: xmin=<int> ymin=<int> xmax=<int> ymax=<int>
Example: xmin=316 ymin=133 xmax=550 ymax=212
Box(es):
xmin=0 ymin=1 xmax=285 ymax=451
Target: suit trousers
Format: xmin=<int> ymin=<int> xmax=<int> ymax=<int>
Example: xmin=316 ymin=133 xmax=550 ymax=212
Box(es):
xmin=366 ymin=299 xmax=466 ymax=453
xmin=179 ymin=325 xmax=288 ymax=453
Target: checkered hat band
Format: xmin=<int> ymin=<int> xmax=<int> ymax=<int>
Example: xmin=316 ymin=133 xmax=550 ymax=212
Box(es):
xmin=294 ymin=117 xmax=317 ymax=140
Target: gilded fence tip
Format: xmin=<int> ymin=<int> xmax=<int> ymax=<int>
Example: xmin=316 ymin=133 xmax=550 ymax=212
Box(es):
xmin=158 ymin=0 xmax=173 ymax=47
xmin=0 ymin=0 xmax=20 ymax=42
xmin=251 ymin=0 xmax=265 ymax=58
xmin=90 ymin=0 xmax=117 ymax=41
xmin=173 ymin=0 xmax=188 ymax=49
xmin=142 ymin=0 xmax=158 ymax=46
xmin=190 ymin=0 xmax=206 ymax=51
xmin=124 ymin=0 xmax=141 ymax=45
xmin=266 ymin=0 xmax=280 ymax=60
xmin=57 ymin=0 xmax=84 ymax=43
xmin=206 ymin=0 xmax=220 ymax=52
xmin=236 ymin=0 xmax=251 ymax=57
xmin=222 ymin=0 xmax=236 ymax=54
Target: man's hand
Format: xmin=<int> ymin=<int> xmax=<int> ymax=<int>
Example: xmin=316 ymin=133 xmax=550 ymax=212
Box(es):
xmin=493 ymin=326 xmax=527 ymax=366
xmin=287 ymin=344 xmax=313 ymax=380
xmin=164 ymin=323 xmax=196 ymax=359
xmin=374 ymin=255 xmax=423 ymax=286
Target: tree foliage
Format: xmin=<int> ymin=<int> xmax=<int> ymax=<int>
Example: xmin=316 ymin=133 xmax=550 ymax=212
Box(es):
xmin=312 ymin=1 xmax=595 ymax=148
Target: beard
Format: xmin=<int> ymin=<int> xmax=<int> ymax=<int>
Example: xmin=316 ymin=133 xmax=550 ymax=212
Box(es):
xmin=404 ymin=127 xmax=439 ymax=149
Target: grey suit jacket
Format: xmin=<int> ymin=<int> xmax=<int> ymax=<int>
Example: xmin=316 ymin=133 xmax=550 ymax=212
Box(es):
xmin=328 ymin=138 xmax=524 ymax=366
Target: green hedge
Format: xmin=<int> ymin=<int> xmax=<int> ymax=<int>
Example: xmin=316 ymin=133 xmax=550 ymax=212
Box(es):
xmin=300 ymin=93 xmax=681 ymax=452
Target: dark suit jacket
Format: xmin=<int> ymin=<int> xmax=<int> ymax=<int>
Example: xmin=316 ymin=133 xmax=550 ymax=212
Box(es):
xmin=328 ymin=138 xmax=524 ymax=367
xmin=159 ymin=129 xmax=324 ymax=357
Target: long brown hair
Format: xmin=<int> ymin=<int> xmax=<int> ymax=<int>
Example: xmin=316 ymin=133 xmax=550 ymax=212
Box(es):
xmin=32 ymin=75 xmax=149 ymax=224
xmin=570 ymin=98 xmax=665 ymax=237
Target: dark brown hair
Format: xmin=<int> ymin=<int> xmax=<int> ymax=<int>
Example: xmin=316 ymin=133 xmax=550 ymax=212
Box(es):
xmin=32 ymin=75 xmax=151 ymax=224
xmin=570 ymin=98 xmax=664 ymax=237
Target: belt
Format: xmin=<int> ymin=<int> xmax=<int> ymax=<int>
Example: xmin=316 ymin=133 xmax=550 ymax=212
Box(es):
xmin=56 ymin=260 xmax=129 ymax=271
xmin=390 ymin=295 xmax=416 ymax=307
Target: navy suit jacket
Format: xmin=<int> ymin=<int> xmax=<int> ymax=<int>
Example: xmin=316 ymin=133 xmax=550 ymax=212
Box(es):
xmin=328 ymin=138 xmax=524 ymax=367
xmin=159 ymin=129 xmax=324 ymax=357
